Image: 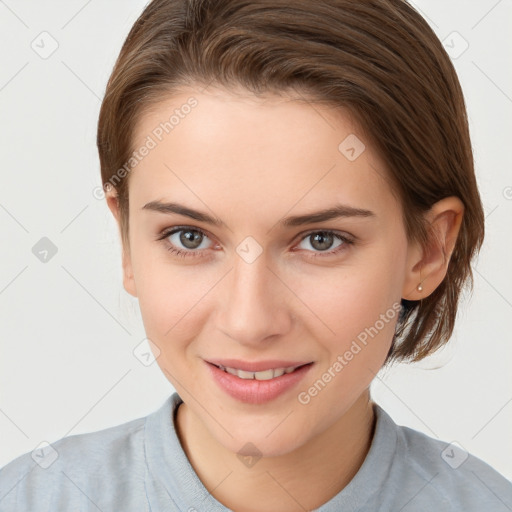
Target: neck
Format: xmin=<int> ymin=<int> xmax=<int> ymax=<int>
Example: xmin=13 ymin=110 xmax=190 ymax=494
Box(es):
xmin=176 ymin=390 xmax=375 ymax=512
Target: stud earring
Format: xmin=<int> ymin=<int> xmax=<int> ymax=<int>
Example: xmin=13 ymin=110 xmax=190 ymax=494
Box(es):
xmin=417 ymin=283 xmax=423 ymax=292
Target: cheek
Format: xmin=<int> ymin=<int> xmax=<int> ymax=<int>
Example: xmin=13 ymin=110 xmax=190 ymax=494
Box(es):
xmin=136 ymin=272 xmax=207 ymax=338
xmin=130 ymin=243 xmax=218 ymax=362
xmin=310 ymin=277 xmax=397 ymax=375
xmin=293 ymin=244 xmax=402 ymax=345
xmin=295 ymin=281 xmax=400 ymax=432
xmin=292 ymin=242 xmax=403 ymax=400
xmin=135 ymin=271 xmax=211 ymax=384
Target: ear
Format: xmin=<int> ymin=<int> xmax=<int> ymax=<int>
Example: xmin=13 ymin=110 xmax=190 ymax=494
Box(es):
xmin=105 ymin=186 xmax=137 ymax=298
xmin=402 ymin=196 xmax=464 ymax=300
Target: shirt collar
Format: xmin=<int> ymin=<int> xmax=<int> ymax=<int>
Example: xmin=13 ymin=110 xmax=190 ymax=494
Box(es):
xmin=144 ymin=392 xmax=398 ymax=511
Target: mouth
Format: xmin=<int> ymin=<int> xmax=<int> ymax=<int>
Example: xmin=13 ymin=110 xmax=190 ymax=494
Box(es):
xmin=205 ymin=360 xmax=314 ymax=404
xmin=209 ymin=362 xmax=312 ymax=380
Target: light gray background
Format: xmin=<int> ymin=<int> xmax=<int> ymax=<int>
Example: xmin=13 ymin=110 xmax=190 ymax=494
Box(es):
xmin=1 ymin=0 xmax=511 ymax=480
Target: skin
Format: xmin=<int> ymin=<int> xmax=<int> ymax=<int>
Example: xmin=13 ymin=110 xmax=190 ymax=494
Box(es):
xmin=106 ymin=86 xmax=464 ymax=511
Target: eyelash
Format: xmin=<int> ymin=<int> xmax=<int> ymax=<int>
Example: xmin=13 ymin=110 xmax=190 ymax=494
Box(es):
xmin=156 ymin=226 xmax=355 ymax=260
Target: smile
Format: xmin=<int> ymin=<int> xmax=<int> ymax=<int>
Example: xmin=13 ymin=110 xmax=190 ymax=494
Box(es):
xmin=212 ymin=363 xmax=306 ymax=380
xmin=206 ymin=361 xmax=314 ymax=404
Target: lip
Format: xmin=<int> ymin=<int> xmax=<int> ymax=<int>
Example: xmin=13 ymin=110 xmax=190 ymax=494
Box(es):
xmin=205 ymin=360 xmax=314 ymax=404
xmin=205 ymin=358 xmax=312 ymax=372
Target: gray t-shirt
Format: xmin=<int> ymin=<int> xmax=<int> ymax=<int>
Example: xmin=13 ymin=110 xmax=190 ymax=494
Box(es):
xmin=1 ymin=392 xmax=511 ymax=511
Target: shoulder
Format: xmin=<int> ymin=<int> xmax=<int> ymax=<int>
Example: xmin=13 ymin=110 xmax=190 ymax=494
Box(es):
xmin=380 ymin=406 xmax=512 ymax=511
xmin=0 ymin=414 xmax=148 ymax=511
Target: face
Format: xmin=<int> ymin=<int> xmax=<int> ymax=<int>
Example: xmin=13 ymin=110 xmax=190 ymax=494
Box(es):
xmin=116 ymin=86 xmax=418 ymax=457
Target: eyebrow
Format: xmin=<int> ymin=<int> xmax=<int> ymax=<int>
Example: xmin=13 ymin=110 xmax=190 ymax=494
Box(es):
xmin=142 ymin=201 xmax=375 ymax=228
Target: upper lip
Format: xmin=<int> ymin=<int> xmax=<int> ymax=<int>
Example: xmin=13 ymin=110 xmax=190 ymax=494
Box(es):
xmin=206 ymin=359 xmax=313 ymax=372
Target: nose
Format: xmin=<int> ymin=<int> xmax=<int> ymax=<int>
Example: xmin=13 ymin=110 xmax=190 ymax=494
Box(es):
xmin=216 ymin=250 xmax=293 ymax=348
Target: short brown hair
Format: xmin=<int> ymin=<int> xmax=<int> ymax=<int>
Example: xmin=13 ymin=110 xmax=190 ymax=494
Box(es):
xmin=97 ymin=0 xmax=485 ymax=364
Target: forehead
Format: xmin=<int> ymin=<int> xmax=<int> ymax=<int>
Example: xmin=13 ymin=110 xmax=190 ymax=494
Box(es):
xmin=128 ymin=87 xmax=398 ymax=225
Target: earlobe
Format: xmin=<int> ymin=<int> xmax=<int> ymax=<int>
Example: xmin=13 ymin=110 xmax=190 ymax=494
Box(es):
xmin=122 ymin=248 xmax=138 ymax=298
xmin=402 ymin=196 xmax=464 ymax=300
xmin=105 ymin=186 xmax=138 ymax=298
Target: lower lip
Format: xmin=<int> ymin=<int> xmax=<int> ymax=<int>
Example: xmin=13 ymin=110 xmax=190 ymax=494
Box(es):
xmin=205 ymin=361 xmax=313 ymax=404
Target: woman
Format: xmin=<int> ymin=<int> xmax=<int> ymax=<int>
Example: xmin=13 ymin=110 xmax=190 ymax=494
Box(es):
xmin=1 ymin=0 xmax=511 ymax=510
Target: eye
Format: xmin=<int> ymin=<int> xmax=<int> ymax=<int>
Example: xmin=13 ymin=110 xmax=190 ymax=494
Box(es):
xmin=295 ymin=230 xmax=354 ymax=258
xmin=157 ymin=226 xmax=355 ymax=260
xmin=157 ymin=226 xmax=214 ymax=259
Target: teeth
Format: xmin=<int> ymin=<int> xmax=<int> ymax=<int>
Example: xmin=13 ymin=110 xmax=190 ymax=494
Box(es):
xmin=217 ymin=364 xmax=301 ymax=380
xmin=238 ymin=369 xmax=256 ymax=379
xmin=254 ymin=369 xmax=274 ymax=380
